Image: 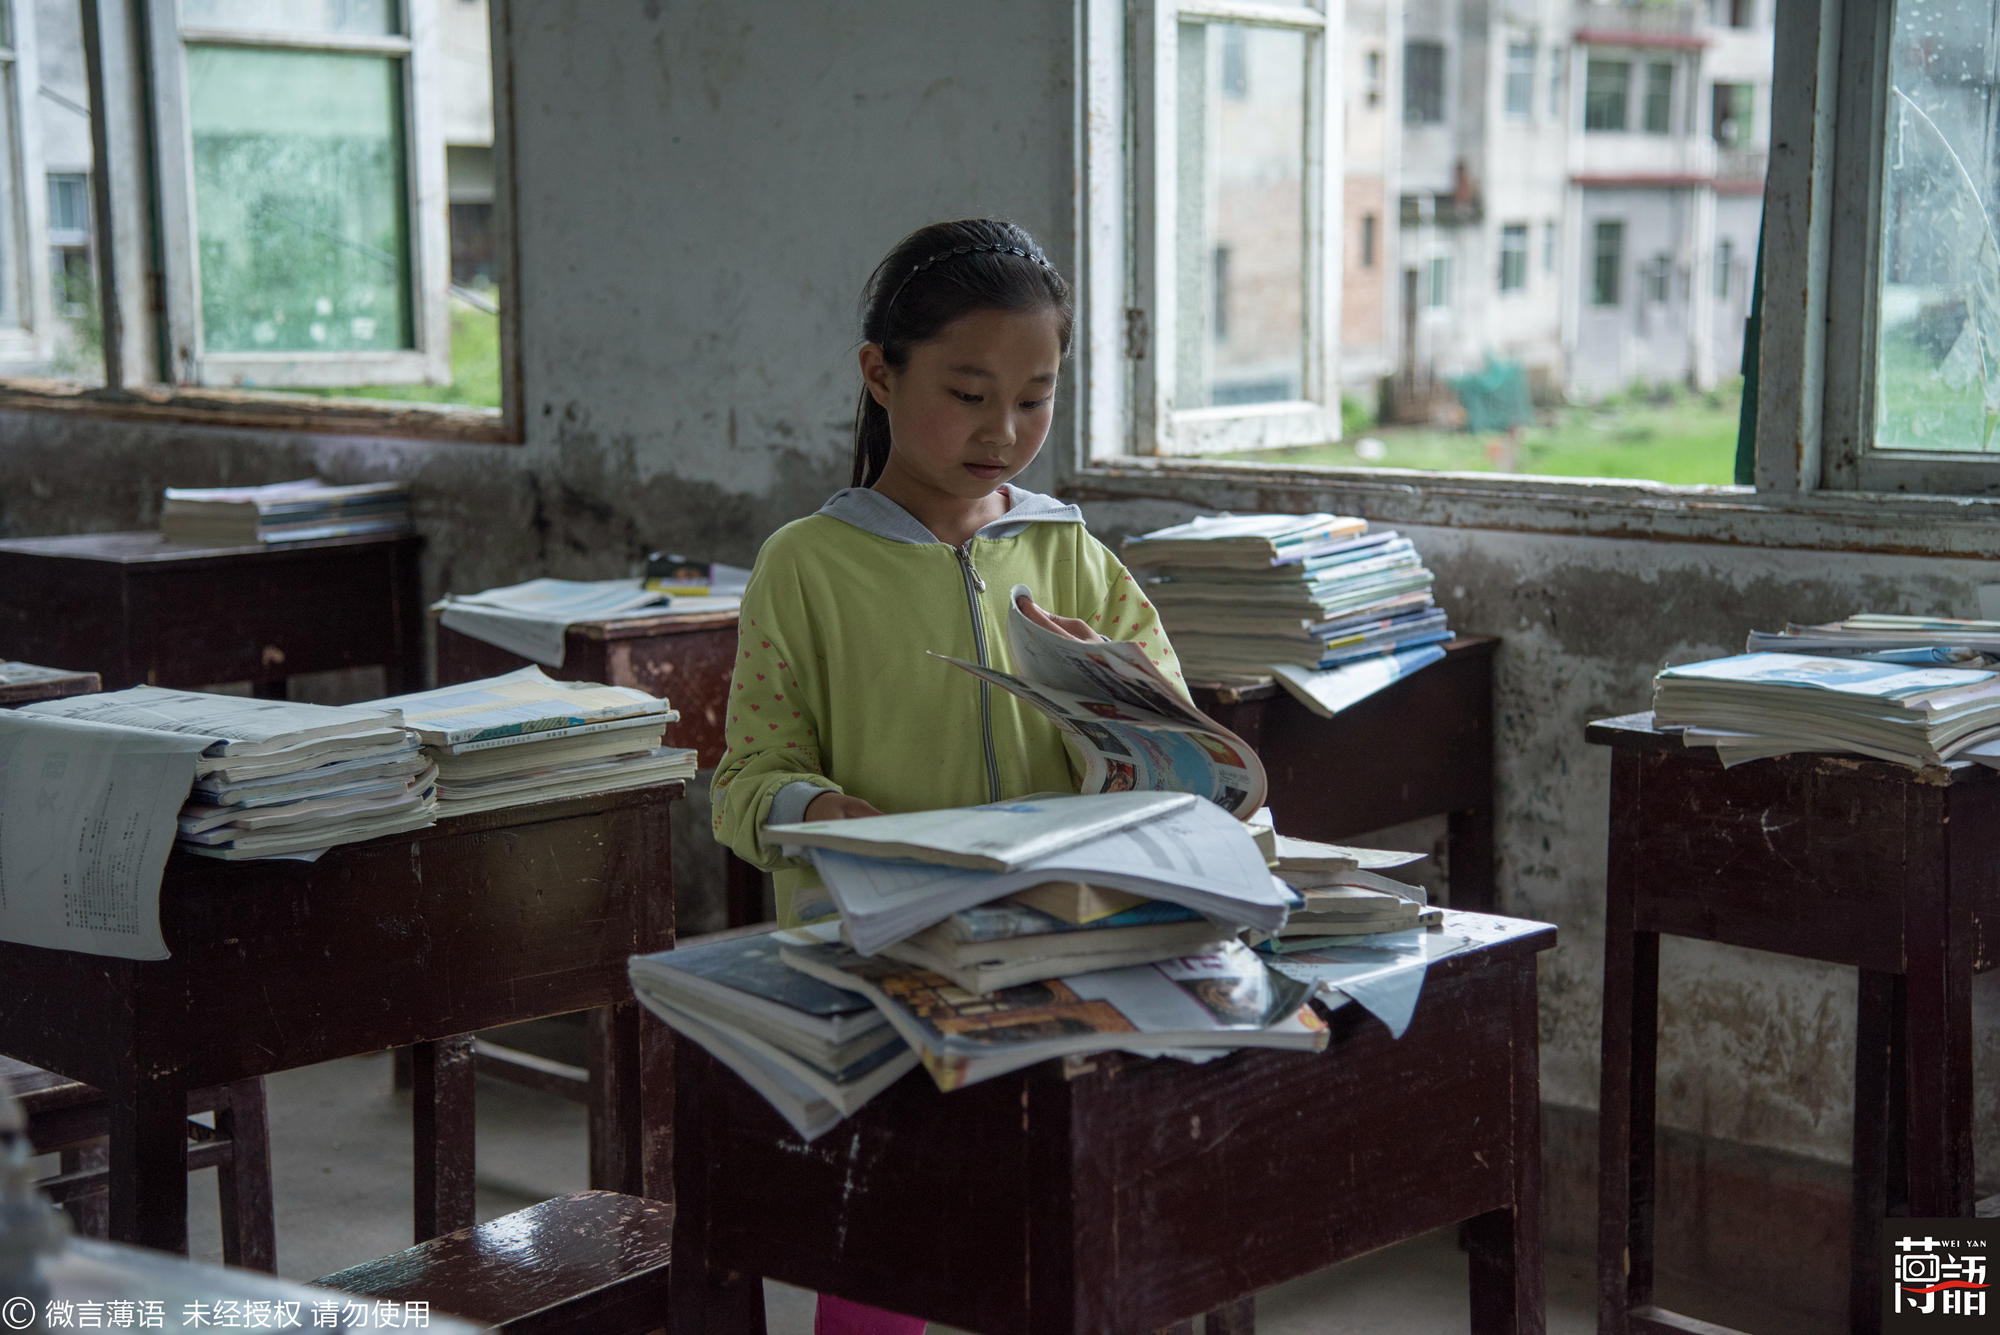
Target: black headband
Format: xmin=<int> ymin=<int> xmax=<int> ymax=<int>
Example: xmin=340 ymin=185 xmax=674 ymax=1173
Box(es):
xmin=884 ymin=241 xmax=1053 ymax=311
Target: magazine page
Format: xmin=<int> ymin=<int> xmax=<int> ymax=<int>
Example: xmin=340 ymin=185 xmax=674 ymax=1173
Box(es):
xmin=933 ymin=585 xmax=1268 ymax=817
xmin=766 ymin=790 xmax=1195 ymax=872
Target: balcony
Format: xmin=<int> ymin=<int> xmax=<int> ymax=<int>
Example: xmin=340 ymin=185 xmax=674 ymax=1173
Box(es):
xmin=1572 ymin=1 xmax=1706 ymax=49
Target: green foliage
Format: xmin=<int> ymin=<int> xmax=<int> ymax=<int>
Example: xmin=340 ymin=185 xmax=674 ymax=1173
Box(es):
xmin=1340 ymin=392 xmax=1374 ymax=437
xmin=302 ymin=295 xmax=502 ymax=409
xmin=1230 ymin=382 xmax=1745 ymax=485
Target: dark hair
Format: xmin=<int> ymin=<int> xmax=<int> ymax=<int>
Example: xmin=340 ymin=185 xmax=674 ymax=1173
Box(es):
xmin=851 ymin=219 xmax=1074 ymax=488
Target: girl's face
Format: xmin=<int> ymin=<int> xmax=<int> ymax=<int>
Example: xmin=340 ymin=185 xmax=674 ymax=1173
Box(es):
xmin=862 ymin=305 xmax=1064 ymax=511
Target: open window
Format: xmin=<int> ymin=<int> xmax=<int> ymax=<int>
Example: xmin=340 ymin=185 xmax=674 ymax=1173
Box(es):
xmin=0 ymin=0 xmax=53 ymax=369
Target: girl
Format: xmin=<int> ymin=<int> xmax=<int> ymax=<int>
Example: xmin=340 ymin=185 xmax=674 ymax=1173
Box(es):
xmin=709 ymin=219 xmax=1185 ymax=1333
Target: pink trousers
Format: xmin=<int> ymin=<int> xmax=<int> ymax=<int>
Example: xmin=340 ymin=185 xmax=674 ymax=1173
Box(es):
xmin=814 ymin=1294 xmax=926 ymax=1334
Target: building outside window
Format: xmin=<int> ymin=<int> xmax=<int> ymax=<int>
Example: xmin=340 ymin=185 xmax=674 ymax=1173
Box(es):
xmin=1548 ymin=45 xmax=1565 ymax=120
xmin=1426 ymin=254 xmax=1452 ymax=309
xmin=1644 ymin=61 xmax=1674 ymax=133
xmin=1716 ymin=237 xmax=1734 ymax=300
xmin=1544 ymin=219 xmax=1558 ymax=274
xmin=1592 ymin=220 xmax=1624 ymax=306
xmin=1505 ymin=40 xmax=1535 ymax=119
xmin=1364 ymin=48 xmax=1381 ymax=107
xmin=1500 ymin=223 xmax=1528 ymax=292
xmin=1584 ymin=59 xmax=1631 ymax=131
xmin=1713 ymin=82 xmax=1754 ymax=147
xmin=45 ymin=171 xmax=88 ymax=317
xmin=1645 ymin=253 xmax=1672 ymax=304
xmin=1405 ymin=40 xmax=1444 ymax=125
xmin=1361 ymin=213 xmax=1376 ymax=268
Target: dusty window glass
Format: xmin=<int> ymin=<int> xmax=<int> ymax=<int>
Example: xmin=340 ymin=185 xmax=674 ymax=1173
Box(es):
xmin=1875 ymin=0 xmax=2000 ymax=453
xmin=1405 ymin=40 xmax=1444 ymax=124
xmin=1176 ymin=21 xmax=1307 ymax=408
xmin=186 ymin=45 xmax=412 ymax=355
xmin=0 ymin=21 xmax=17 ymax=333
xmin=1644 ymin=61 xmax=1674 ymax=133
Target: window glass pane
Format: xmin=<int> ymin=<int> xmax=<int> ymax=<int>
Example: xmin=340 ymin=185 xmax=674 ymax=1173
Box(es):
xmin=1176 ymin=21 xmax=1308 ymax=409
xmin=1505 ymin=41 xmax=1535 ymax=118
xmin=1875 ymin=0 xmax=2000 ymax=453
xmin=1426 ymin=255 xmax=1451 ymax=307
xmin=1404 ymin=41 xmax=1444 ymax=124
xmin=180 ymin=0 xmax=400 ymax=38
xmin=1592 ymin=220 xmax=1623 ymax=305
xmin=186 ymin=44 xmax=412 ymax=355
xmin=47 ymin=173 xmax=87 ymax=239
xmin=1584 ymin=59 xmax=1629 ymax=131
xmin=0 ymin=58 xmax=17 ymax=331
xmin=1711 ymin=82 xmax=1753 ymax=147
xmin=1500 ymin=223 xmax=1528 ymax=292
xmin=1644 ymin=62 xmax=1673 ymax=133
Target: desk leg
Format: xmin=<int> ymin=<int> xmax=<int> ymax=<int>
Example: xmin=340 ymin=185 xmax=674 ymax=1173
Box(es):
xmin=1904 ymin=892 xmax=1974 ymax=1220
xmin=590 ymin=1001 xmax=674 ymax=1201
xmin=1447 ymin=804 xmax=1497 ymax=914
xmin=1466 ymin=956 xmax=1546 ymax=1335
xmin=1852 ymin=969 xmax=1897 ymax=1335
xmin=108 ymin=1066 xmax=189 ymax=1255
xmin=1597 ymin=921 xmax=1659 ymax=1335
xmin=725 ymin=855 xmax=768 ymax=929
xmin=411 ymin=1036 xmax=476 ymax=1242
xmin=669 ymin=1040 xmax=767 ymax=1335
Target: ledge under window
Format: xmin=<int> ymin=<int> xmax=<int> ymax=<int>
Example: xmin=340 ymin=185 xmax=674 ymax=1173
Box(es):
xmin=0 ymin=380 xmax=518 ymax=446
xmin=1068 ymin=458 xmax=2000 ymax=560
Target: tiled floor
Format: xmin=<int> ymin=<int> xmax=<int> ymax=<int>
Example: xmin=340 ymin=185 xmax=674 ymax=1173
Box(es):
xmin=102 ymin=1050 xmax=1826 ymax=1333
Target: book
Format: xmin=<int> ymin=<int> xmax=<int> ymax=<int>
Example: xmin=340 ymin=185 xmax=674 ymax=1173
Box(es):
xmin=21 ymin=688 xmax=406 ymax=757
xmin=934 ymin=897 xmax=1205 ymax=944
xmin=1007 ymin=880 xmax=1148 ymax=924
xmin=781 ymin=938 xmax=1327 ymax=1091
xmin=875 ymin=915 xmax=1233 ymax=995
xmin=438 ymin=710 xmax=672 ymax=755
xmin=936 ymin=585 xmax=1268 ymax=818
xmin=372 ymin=666 xmax=674 ymax=748
xmin=160 ymin=479 xmax=411 ymax=546
xmin=642 ymin=553 xmax=752 ymax=597
xmin=1120 ymin=513 xmax=1371 ymax=569
xmin=766 ymin=791 xmax=1196 ymax=872
xmin=804 ymin=794 xmax=1294 ymax=955
xmin=429 ymin=746 xmax=697 ymax=817
xmin=1270 ymin=644 xmax=1448 ymax=719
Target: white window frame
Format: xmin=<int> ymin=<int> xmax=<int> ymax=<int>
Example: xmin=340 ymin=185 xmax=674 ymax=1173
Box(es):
xmin=1108 ymin=0 xmax=1342 ymax=460
xmin=1503 ymin=38 xmax=1535 ymax=121
xmin=0 ymin=0 xmax=53 ymax=369
xmin=145 ymin=0 xmax=450 ymax=389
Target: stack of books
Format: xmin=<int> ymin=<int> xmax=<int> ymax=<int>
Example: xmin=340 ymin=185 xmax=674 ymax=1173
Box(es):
xmin=629 ymin=929 xmax=917 ymax=1142
xmin=1746 ymin=613 xmax=2000 ymax=666
xmin=1121 ymin=513 xmax=1453 ymax=704
xmin=20 ymin=687 xmax=435 ymax=858
xmin=369 ymin=666 xmax=695 ymax=817
xmin=160 ymin=478 xmax=410 ymax=546
xmin=1249 ymin=835 xmax=1439 ymax=950
xmin=1653 ymin=651 xmax=2000 ymax=767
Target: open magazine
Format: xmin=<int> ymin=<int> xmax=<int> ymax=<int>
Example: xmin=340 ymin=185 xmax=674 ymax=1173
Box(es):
xmin=935 ymin=584 xmax=1268 ymax=818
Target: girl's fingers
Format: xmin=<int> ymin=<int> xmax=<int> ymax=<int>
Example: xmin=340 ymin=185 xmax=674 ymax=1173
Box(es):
xmin=1015 ymin=594 xmax=1104 ymax=643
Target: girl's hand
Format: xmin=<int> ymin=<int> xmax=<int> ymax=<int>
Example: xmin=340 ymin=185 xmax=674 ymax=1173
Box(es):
xmin=1016 ymin=593 xmax=1103 ymax=643
xmin=804 ymin=791 xmax=885 ymax=821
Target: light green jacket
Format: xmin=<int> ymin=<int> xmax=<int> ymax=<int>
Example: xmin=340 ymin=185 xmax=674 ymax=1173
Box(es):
xmin=710 ymin=486 xmax=1185 ymax=924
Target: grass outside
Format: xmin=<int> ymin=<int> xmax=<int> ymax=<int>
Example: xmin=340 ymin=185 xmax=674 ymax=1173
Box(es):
xmin=301 ymin=295 xmax=502 ymax=410
xmin=1223 ymin=380 xmax=1746 ymax=486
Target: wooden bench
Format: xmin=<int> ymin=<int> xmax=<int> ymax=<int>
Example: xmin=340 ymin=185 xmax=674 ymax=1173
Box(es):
xmin=0 ymin=1056 xmax=274 ymax=1272
xmin=318 ymin=1190 xmax=672 ymax=1335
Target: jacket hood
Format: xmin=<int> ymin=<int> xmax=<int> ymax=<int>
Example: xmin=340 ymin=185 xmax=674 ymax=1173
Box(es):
xmin=816 ymin=485 xmax=1084 ymax=544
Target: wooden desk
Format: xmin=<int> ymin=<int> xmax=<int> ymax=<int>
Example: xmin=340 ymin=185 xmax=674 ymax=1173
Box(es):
xmin=1588 ymin=714 xmax=2000 ymax=1335
xmin=1192 ymin=636 xmax=1497 ymax=912
xmin=0 ymin=782 xmax=679 ymax=1256
xmin=0 ymin=531 xmax=424 ymax=694
xmin=0 ymin=661 xmax=100 ymax=706
xmin=670 ymin=910 xmax=1556 ymax=1334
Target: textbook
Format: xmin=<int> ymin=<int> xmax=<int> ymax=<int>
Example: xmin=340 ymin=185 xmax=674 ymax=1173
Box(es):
xmin=1120 ymin=513 xmax=1370 ymax=569
xmin=160 ymin=478 xmax=411 ymax=546
xmin=873 ymin=913 xmax=1233 ymax=995
xmin=804 ymin=794 xmax=1293 ymax=956
xmin=1271 ymin=644 xmax=1449 ymax=719
xmin=782 ymin=938 xmax=1326 ymax=1091
xmin=934 ymin=897 xmax=1204 ymax=944
xmin=371 ymin=666 xmax=675 ymax=748
xmin=1653 ymin=651 xmax=2000 ymax=766
xmin=21 ymin=688 xmax=406 ymax=756
xmin=628 ymin=926 xmax=915 ymax=1141
xmin=767 ymin=790 xmax=1195 ymax=872
xmin=936 ymin=585 xmax=1268 ymax=818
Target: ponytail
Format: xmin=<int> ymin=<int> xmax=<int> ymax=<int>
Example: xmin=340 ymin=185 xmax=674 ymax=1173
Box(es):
xmin=852 ymin=390 xmax=893 ymax=488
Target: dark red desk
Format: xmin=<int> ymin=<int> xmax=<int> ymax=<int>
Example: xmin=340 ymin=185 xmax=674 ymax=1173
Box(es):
xmin=0 ymin=782 xmax=679 ymax=1256
xmin=1193 ymin=636 xmax=1497 ymax=912
xmin=1589 ymin=713 xmax=2000 ymax=1335
xmin=0 ymin=530 xmax=424 ymax=694
xmin=670 ymin=910 xmax=1555 ymax=1335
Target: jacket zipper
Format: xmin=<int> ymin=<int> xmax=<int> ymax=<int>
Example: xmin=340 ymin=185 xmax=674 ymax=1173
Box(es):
xmin=955 ymin=541 xmax=1001 ymax=802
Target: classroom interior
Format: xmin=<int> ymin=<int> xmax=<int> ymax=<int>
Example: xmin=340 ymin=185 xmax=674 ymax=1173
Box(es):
xmin=3 ymin=0 xmax=1996 ymax=1330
